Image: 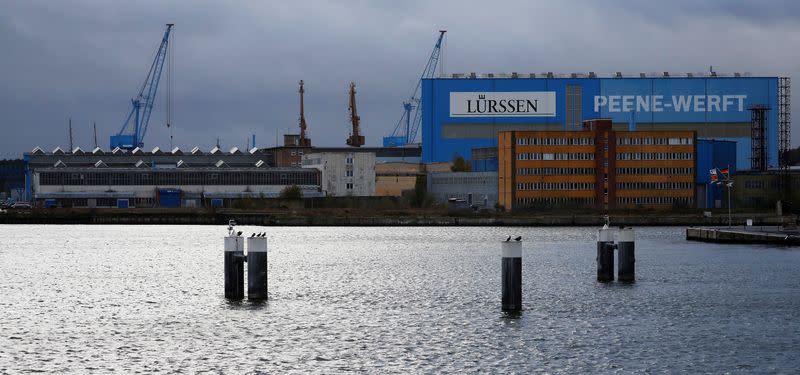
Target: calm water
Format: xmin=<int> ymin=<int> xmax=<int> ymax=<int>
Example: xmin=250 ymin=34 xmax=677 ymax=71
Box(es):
xmin=1 ymin=225 xmax=799 ymax=373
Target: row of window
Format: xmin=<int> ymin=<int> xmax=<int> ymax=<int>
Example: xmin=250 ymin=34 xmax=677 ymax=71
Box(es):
xmin=515 ymin=137 xmax=693 ymax=146
xmin=38 ymin=171 xmax=320 ymax=186
xmin=516 ymin=137 xmax=595 ymax=146
xmin=617 ymin=152 xmax=693 ymax=160
xmin=617 ymin=182 xmax=693 ymax=190
xmin=517 ymin=167 xmax=596 ymax=176
xmin=517 ymin=182 xmax=595 ymax=190
xmin=518 ymin=153 xmax=595 ymax=161
xmin=431 ymin=176 xmax=494 ymax=185
xmin=617 ymin=196 xmax=694 ymax=205
xmin=617 ymin=137 xmax=693 ymax=145
xmin=516 ymin=197 xmax=595 ymax=207
xmin=617 ymin=167 xmax=693 ymax=175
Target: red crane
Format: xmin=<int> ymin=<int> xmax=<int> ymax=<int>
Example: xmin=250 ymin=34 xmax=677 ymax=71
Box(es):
xmin=298 ymin=80 xmax=311 ymax=147
xmin=346 ymin=81 xmax=365 ymax=147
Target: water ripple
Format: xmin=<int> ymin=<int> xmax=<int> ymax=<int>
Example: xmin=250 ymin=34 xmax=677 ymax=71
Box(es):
xmin=0 ymin=225 xmax=798 ymax=373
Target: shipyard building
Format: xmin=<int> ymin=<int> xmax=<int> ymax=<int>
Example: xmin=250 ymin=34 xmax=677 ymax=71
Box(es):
xmin=421 ymin=74 xmax=789 ymax=171
xmin=24 ymin=146 xmax=321 ymax=208
xmin=498 ymin=119 xmax=696 ymax=210
xmin=417 ymin=73 xmax=789 ymax=210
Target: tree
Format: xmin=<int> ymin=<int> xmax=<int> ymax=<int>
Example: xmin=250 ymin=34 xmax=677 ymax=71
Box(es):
xmin=451 ymin=155 xmax=471 ymax=172
xmin=280 ymin=185 xmax=302 ymax=200
xmin=404 ymin=175 xmax=432 ymax=208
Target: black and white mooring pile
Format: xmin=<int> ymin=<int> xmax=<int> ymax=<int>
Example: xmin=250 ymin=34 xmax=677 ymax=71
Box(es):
xmin=596 ymin=226 xmax=636 ymax=283
xmin=501 ymin=236 xmax=523 ymax=312
xmin=224 ymin=221 xmax=269 ymax=300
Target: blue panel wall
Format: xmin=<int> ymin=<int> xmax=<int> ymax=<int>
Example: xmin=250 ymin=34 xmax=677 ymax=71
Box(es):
xmin=422 ymin=77 xmax=778 ymax=170
xmin=158 ymin=188 xmax=181 ymax=208
xmin=116 ymin=199 xmax=130 ymax=209
xmin=471 ymin=158 xmax=498 ymax=172
xmin=696 ymin=139 xmax=737 ymax=208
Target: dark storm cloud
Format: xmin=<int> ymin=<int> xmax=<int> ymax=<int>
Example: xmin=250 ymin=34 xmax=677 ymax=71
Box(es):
xmin=1 ymin=0 xmax=799 ymax=158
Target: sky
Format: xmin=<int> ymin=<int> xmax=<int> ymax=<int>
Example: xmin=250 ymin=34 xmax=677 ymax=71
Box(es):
xmin=1 ymin=0 xmax=799 ymax=159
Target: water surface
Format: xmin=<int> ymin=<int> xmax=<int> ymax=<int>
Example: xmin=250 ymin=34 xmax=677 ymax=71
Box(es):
xmin=1 ymin=225 xmax=799 ymax=373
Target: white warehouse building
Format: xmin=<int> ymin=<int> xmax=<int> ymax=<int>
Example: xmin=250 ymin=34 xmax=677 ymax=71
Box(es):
xmin=302 ymin=152 xmax=376 ymax=197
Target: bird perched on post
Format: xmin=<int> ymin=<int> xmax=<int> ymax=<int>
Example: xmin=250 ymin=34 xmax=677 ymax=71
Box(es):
xmin=514 ymin=236 xmax=522 ymax=242
xmin=505 ymin=236 xmax=511 ymax=242
xmin=251 ymin=233 xmax=256 ymax=238
xmin=237 ymin=231 xmax=243 ymax=237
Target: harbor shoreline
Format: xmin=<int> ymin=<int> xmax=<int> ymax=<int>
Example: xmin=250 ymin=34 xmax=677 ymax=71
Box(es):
xmin=0 ymin=208 xmax=792 ymax=226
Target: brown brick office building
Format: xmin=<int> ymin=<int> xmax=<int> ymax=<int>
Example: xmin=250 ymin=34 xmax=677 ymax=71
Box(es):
xmin=498 ymin=119 xmax=696 ymax=211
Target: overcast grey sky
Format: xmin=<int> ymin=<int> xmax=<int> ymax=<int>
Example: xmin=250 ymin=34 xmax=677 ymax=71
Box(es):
xmin=1 ymin=0 xmax=799 ymax=158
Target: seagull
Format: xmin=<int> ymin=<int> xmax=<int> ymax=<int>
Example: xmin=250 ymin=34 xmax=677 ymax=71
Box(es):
xmin=505 ymin=236 xmax=511 ymax=242
xmin=237 ymin=231 xmax=243 ymax=237
xmin=514 ymin=236 xmax=522 ymax=242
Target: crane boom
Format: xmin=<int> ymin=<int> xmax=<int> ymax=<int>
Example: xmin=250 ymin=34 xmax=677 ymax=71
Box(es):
xmin=110 ymin=23 xmax=174 ymax=150
xmin=298 ymin=80 xmax=311 ymax=147
xmin=384 ymin=30 xmax=446 ymax=147
xmin=346 ymin=82 xmax=365 ymax=147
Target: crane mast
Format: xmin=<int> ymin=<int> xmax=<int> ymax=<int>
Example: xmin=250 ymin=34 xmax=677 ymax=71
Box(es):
xmin=384 ymin=30 xmax=446 ymax=147
xmin=298 ymin=80 xmax=311 ymax=147
xmin=110 ymin=23 xmax=174 ymax=150
xmin=346 ymin=82 xmax=365 ymax=147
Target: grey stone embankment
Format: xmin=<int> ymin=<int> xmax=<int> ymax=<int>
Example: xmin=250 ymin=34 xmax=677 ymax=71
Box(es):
xmin=0 ymin=208 xmax=793 ymax=226
xmin=686 ymin=226 xmax=800 ymax=245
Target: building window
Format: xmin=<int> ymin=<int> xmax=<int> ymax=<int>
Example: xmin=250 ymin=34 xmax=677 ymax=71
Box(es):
xmin=566 ymin=85 xmax=582 ymax=129
xmin=346 ymin=170 xmax=353 ymax=177
xmin=346 ymin=156 xmax=354 ymax=164
xmin=346 ymin=183 xmax=353 ymax=190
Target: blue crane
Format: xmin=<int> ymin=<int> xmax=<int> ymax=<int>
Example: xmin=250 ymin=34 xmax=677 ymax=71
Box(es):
xmin=110 ymin=24 xmax=174 ymax=150
xmin=384 ymin=30 xmax=446 ymax=147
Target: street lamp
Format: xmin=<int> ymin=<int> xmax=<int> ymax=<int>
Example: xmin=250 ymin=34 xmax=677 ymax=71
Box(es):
xmin=713 ymin=175 xmax=734 ymax=228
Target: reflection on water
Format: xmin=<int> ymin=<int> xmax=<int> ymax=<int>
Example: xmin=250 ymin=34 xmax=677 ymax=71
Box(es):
xmin=0 ymin=225 xmax=799 ymax=373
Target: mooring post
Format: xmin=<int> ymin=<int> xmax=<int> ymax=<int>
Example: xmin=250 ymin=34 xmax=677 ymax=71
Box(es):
xmin=617 ymin=227 xmax=635 ymax=283
xmin=247 ymin=236 xmax=268 ymax=300
xmin=224 ymin=235 xmax=245 ymax=300
xmin=501 ymin=240 xmax=522 ymax=311
xmin=597 ymin=228 xmax=615 ymax=282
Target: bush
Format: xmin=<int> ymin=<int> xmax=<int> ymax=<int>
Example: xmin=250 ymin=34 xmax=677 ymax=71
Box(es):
xmin=280 ymin=185 xmax=303 ymax=200
xmin=451 ymin=155 xmax=471 ymax=172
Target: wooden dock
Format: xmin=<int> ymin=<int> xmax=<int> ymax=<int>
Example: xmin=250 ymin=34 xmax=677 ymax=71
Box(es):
xmin=686 ymin=226 xmax=800 ymax=246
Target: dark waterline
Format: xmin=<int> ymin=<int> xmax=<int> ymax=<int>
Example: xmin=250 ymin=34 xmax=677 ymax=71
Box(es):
xmin=1 ymin=225 xmax=799 ymax=373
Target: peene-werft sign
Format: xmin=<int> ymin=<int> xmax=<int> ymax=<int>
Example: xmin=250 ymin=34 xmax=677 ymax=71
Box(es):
xmin=449 ymin=92 xmax=556 ymax=117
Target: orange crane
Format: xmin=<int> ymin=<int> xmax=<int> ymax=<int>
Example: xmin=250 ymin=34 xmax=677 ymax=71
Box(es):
xmin=346 ymin=81 xmax=365 ymax=147
xmin=298 ymin=80 xmax=311 ymax=147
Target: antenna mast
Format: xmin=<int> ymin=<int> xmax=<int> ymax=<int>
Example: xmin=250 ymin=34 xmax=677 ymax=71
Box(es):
xmin=68 ymin=117 xmax=74 ymax=152
xmin=93 ymin=121 xmax=98 ymax=149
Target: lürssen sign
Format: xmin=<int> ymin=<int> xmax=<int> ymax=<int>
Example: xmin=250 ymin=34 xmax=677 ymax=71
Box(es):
xmin=449 ymin=92 xmax=556 ymax=117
